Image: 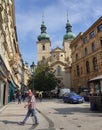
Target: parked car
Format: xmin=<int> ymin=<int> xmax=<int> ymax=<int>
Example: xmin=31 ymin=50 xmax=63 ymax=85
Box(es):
xmin=63 ymin=92 xmax=85 ymax=103
xmin=80 ymin=91 xmax=90 ymax=101
xmin=58 ymin=88 xmax=70 ymax=98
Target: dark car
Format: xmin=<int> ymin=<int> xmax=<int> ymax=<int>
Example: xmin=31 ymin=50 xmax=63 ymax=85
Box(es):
xmin=80 ymin=91 xmax=90 ymax=101
xmin=63 ymin=92 xmax=85 ymax=104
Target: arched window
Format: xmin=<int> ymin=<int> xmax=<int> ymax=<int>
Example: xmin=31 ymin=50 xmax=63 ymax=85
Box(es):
xmin=42 ymin=45 xmax=45 ymax=50
xmin=76 ymin=53 xmax=78 ymax=60
xmin=93 ymin=57 xmax=98 ymax=70
xmin=76 ymin=65 xmax=80 ymax=76
xmin=100 ymin=37 xmax=102 ymax=47
xmin=86 ymin=61 xmax=90 ymax=73
xmin=92 ymin=42 xmax=95 ymax=52
xmin=57 ymin=65 xmax=61 ymax=76
xmin=85 ymin=47 xmax=88 ymax=55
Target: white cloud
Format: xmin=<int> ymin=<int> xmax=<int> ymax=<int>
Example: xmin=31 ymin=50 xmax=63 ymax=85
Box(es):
xmin=15 ymin=0 xmax=102 ymax=64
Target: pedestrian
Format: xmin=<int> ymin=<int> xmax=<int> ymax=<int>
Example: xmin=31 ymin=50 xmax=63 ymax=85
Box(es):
xmin=18 ymin=90 xmax=39 ymax=125
xmin=38 ymin=91 xmax=43 ymax=102
xmin=18 ymin=92 xmax=22 ymax=104
xmin=13 ymin=92 xmax=16 ymax=102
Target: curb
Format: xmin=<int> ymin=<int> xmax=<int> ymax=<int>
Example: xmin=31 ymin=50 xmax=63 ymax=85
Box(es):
xmin=0 ymin=105 xmax=7 ymax=113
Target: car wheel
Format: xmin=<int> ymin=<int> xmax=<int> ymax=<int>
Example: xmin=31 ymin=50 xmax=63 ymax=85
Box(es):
xmin=64 ymin=100 xmax=66 ymax=103
xmin=70 ymin=100 xmax=73 ymax=104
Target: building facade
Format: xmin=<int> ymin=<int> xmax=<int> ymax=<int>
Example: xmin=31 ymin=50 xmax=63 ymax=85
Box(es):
xmin=70 ymin=16 xmax=102 ymax=92
xmin=0 ymin=0 xmax=28 ymax=105
xmin=37 ymin=18 xmax=76 ymax=88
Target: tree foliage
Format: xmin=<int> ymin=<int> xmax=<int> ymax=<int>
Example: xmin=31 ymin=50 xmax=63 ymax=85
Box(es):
xmin=27 ymin=64 xmax=58 ymax=92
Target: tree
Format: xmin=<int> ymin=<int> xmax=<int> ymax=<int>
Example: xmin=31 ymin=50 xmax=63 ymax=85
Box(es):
xmin=27 ymin=64 xmax=58 ymax=92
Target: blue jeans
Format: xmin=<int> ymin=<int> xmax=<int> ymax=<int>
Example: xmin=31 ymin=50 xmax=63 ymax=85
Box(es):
xmin=22 ymin=108 xmax=38 ymax=124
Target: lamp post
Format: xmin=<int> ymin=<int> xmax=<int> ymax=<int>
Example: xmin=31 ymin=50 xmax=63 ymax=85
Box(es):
xmin=30 ymin=62 xmax=36 ymax=93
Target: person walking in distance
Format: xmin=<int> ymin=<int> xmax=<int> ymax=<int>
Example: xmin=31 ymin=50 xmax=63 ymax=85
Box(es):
xmin=38 ymin=91 xmax=43 ymax=102
xmin=18 ymin=92 xmax=22 ymax=104
xmin=18 ymin=90 xmax=39 ymax=125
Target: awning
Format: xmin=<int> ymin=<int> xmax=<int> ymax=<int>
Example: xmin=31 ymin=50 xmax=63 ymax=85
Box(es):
xmin=89 ymin=75 xmax=102 ymax=82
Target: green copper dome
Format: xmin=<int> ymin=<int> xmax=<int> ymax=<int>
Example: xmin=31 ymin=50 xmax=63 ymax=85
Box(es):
xmin=63 ymin=19 xmax=76 ymax=40
xmin=64 ymin=32 xmax=76 ymax=40
xmin=38 ymin=21 xmax=50 ymax=41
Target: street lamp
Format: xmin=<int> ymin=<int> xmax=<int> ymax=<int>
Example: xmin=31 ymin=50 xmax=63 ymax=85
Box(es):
xmin=30 ymin=62 xmax=36 ymax=93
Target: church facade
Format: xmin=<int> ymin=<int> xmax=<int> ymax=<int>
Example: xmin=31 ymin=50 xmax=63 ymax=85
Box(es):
xmin=36 ymin=18 xmax=76 ymax=89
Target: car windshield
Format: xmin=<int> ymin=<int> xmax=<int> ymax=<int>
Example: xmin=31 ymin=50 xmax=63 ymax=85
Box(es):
xmin=69 ymin=92 xmax=77 ymax=96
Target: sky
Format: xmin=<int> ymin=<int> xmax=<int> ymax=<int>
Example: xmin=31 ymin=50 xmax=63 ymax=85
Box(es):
xmin=14 ymin=0 xmax=102 ymax=66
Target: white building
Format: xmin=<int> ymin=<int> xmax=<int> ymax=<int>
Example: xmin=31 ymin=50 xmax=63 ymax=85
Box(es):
xmin=37 ymin=18 xmax=76 ymax=88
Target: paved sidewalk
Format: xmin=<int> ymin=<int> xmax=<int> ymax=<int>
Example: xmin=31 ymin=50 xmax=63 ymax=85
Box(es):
xmin=0 ymin=101 xmax=50 ymax=130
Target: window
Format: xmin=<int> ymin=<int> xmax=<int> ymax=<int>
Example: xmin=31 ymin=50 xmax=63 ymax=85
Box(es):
xmin=74 ymin=44 xmax=77 ymax=50
xmin=76 ymin=65 xmax=80 ymax=76
xmin=57 ymin=65 xmax=61 ymax=76
xmin=76 ymin=53 xmax=78 ymax=60
xmin=85 ymin=47 xmax=88 ymax=55
xmin=93 ymin=57 xmax=98 ymax=70
xmin=97 ymin=24 xmax=102 ymax=31
xmin=86 ymin=61 xmax=90 ymax=73
xmin=100 ymin=37 xmax=102 ymax=47
xmin=83 ymin=37 xmax=88 ymax=43
xmin=80 ymin=67 xmax=83 ymax=74
xmin=89 ymin=31 xmax=94 ymax=38
xmin=42 ymin=56 xmax=45 ymax=60
xmin=92 ymin=42 xmax=95 ymax=52
xmin=42 ymin=45 xmax=45 ymax=50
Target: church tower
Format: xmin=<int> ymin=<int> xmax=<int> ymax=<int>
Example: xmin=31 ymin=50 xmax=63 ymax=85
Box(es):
xmin=63 ymin=16 xmax=76 ymax=65
xmin=37 ymin=18 xmax=51 ymax=64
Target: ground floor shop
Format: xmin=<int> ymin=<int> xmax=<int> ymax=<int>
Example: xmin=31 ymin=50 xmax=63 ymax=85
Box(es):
xmin=89 ymin=75 xmax=102 ymax=111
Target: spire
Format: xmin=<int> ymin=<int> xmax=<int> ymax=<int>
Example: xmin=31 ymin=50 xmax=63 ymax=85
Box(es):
xmin=42 ymin=13 xmax=44 ymax=24
xmin=66 ymin=12 xmax=72 ymax=33
xmin=63 ymin=13 xmax=76 ymax=40
xmin=41 ymin=13 xmax=46 ymax=33
xmin=37 ymin=14 xmax=50 ymax=41
xmin=67 ymin=11 xmax=68 ymax=22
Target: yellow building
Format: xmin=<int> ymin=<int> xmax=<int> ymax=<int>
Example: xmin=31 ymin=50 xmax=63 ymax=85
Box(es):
xmin=70 ymin=16 xmax=102 ymax=92
xmin=37 ymin=18 xmax=76 ymax=88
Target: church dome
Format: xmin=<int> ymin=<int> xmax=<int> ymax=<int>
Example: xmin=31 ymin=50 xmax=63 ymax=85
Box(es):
xmin=64 ymin=32 xmax=76 ymax=40
xmin=37 ymin=20 xmax=50 ymax=41
xmin=38 ymin=33 xmax=50 ymax=41
xmin=63 ymin=19 xmax=76 ymax=40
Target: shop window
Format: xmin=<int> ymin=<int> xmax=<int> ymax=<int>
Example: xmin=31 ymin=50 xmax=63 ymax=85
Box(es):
xmin=93 ymin=57 xmax=98 ymax=70
xmin=86 ymin=61 xmax=90 ymax=73
xmin=94 ymin=83 xmax=100 ymax=95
